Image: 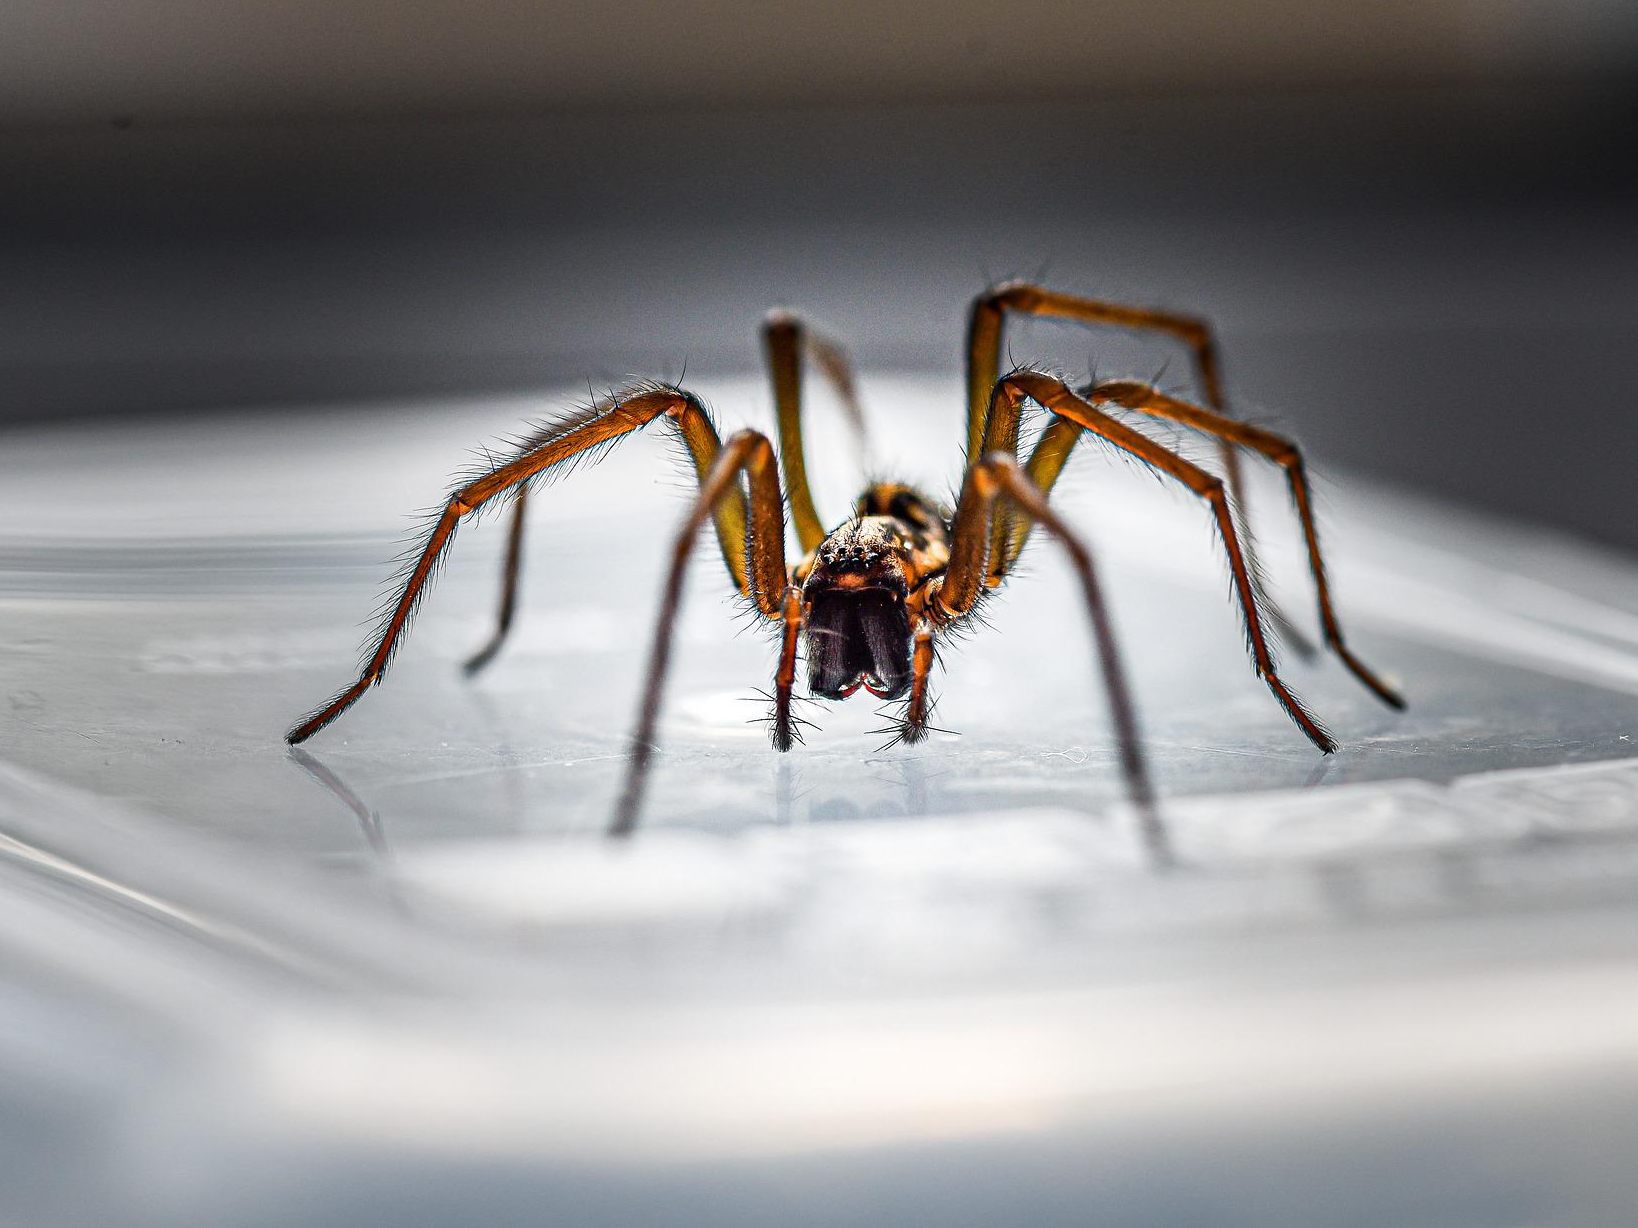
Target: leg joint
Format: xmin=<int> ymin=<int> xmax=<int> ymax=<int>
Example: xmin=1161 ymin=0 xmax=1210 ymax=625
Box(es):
xmin=975 ymin=280 xmax=1029 ymax=313
xmin=661 ymin=390 xmax=705 ymax=421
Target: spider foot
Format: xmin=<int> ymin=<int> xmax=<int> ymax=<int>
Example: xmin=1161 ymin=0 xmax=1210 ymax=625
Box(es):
xmin=1264 ymin=674 xmax=1336 ymax=754
xmin=742 ymin=687 xmax=820 ymax=750
xmin=1334 ymin=642 xmax=1406 ymax=711
xmin=461 ymin=636 xmax=505 ymax=677
xmin=866 ymin=710 xmax=957 ymax=753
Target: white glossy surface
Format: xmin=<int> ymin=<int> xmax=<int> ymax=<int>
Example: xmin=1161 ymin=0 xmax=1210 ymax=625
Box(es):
xmin=4 ymin=376 xmax=1638 ymax=1225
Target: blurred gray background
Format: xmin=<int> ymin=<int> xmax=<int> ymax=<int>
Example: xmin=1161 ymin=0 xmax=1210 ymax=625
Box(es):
xmin=4 ymin=0 xmax=1637 ymax=547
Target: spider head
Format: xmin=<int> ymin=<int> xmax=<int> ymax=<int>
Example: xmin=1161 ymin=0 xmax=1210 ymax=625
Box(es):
xmin=801 ymin=518 xmax=913 ymax=701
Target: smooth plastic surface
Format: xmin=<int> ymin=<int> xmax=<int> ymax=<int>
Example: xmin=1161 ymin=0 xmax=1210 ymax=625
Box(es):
xmin=5 ymin=376 xmax=1638 ymax=1226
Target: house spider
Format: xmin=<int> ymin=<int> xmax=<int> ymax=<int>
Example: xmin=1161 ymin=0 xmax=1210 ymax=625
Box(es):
xmin=287 ymin=282 xmax=1404 ymax=835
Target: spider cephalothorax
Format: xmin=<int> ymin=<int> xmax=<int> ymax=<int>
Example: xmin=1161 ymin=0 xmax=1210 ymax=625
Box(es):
xmin=288 ymin=282 xmax=1405 ymax=837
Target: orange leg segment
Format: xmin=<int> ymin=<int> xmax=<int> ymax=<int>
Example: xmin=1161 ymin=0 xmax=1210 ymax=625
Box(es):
xmin=967 ymin=281 xmax=1314 ymax=657
xmin=611 ymin=429 xmax=790 ymax=835
xmin=462 ymin=484 xmax=530 ymax=676
xmin=928 ymin=453 xmax=1157 ymax=818
xmin=762 ymin=310 xmax=870 ymax=554
xmin=975 ymin=371 xmax=1337 ymax=754
xmin=287 ymin=387 xmax=756 ymax=745
xmin=1086 ymin=379 xmax=1403 ymax=710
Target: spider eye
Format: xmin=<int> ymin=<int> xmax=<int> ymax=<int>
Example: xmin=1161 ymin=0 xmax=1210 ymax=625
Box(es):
xmin=804 ymin=589 xmax=911 ymax=701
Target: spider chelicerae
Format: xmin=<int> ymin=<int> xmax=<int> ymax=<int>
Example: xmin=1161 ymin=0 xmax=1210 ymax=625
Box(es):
xmin=287 ymin=282 xmax=1405 ymax=835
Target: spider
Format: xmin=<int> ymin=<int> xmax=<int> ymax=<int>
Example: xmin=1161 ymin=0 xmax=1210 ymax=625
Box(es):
xmin=287 ymin=282 xmax=1404 ymax=835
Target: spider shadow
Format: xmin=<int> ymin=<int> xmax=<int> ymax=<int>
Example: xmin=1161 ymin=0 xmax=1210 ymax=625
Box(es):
xmin=292 ymin=739 xmax=1177 ymax=890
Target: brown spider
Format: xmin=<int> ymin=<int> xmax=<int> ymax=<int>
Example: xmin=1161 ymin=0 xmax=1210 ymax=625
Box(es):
xmin=287 ymin=282 xmax=1404 ymax=835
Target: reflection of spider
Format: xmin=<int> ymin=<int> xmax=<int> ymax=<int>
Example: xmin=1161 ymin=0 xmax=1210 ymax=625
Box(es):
xmin=287 ymin=282 xmax=1404 ymax=834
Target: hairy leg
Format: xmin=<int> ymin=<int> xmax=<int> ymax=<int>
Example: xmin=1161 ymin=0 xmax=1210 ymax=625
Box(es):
xmin=612 ymin=428 xmax=791 ymax=835
xmin=462 ymin=383 xmax=756 ymax=677
xmin=462 ymin=484 xmax=529 ymax=676
xmin=762 ymin=310 xmax=870 ymax=553
xmin=967 ymin=281 xmax=1313 ymax=655
xmin=288 ymin=386 xmax=759 ymax=744
xmin=898 ymin=626 xmax=937 ymax=744
xmin=926 ymin=453 xmax=1156 ymax=820
xmin=967 ymin=282 xmax=1229 ymax=460
xmin=973 ymin=371 xmax=1336 ymax=753
xmin=1082 ymin=379 xmax=1402 ymax=708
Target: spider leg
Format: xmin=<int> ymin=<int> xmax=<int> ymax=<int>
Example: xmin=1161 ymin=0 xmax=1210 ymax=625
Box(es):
xmin=924 ymin=454 xmax=1155 ymax=818
xmin=461 ymin=383 xmax=757 ymax=678
xmin=287 ymin=386 xmax=755 ymax=744
xmin=462 ymin=483 xmax=529 ymax=675
xmin=763 ymin=310 xmax=870 ymax=554
xmin=967 ymin=281 xmax=1316 ymax=658
xmin=899 ymin=625 xmax=937 ymax=744
xmin=1084 ymin=379 xmax=1403 ymax=709
xmin=979 ymin=370 xmax=1337 ymax=754
xmin=770 ymin=585 xmax=804 ymax=751
xmin=990 ymin=416 xmax=1084 ymax=581
xmin=994 ymin=380 xmax=1401 ymax=709
xmin=612 ymin=428 xmax=791 ymax=835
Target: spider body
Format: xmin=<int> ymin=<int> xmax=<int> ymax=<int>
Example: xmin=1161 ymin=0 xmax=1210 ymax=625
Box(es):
xmin=287 ymin=283 xmax=1405 ymax=836
xmin=798 ymin=485 xmax=950 ymax=708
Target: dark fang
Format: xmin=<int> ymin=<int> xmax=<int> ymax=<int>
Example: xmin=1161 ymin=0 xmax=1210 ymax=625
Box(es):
xmin=805 ymin=589 xmax=912 ymax=701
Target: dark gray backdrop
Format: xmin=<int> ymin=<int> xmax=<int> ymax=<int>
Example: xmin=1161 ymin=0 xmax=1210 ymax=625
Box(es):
xmin=4 ymin=81 xmax=1636 ymax=549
